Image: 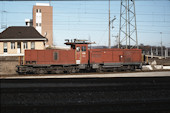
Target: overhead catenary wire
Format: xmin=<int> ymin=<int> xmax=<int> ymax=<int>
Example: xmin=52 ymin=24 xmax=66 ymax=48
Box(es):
xmin=0 ymin=1 xmax=170 ymax=47
xmin=1 ymin=11 xmax=170 ymax=15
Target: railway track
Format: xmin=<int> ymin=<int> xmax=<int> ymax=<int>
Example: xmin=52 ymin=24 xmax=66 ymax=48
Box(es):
xmin=1 ymin=77 xmax=170 ymax=113
xmin=1 ymin=69 xmax=170 ymax=78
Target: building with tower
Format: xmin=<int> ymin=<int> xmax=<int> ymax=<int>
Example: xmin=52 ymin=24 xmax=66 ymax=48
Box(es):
xmin=32 ymin=3 xmax=53 ymax=47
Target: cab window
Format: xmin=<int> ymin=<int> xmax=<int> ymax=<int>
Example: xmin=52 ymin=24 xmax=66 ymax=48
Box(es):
xmin=76 ymin=47 xmax=80 ymax=52
xmin=82 ymin=46 xmax=86 ymax=51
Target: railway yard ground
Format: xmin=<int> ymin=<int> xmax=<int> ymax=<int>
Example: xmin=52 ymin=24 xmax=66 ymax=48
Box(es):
xmin=0 ymin=70 xmax=170 ymax=79
xmin=1 ymin=69 xmax=170 ymax=113
xmin=1 ymin=73 xmax=170 ymax=113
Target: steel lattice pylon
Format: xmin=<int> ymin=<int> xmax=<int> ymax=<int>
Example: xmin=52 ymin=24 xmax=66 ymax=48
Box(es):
xmin=118 ymin=0 xmax=138 ymax=49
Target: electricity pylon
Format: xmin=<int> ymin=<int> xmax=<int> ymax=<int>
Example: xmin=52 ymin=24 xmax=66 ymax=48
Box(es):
xmin=119 ymin=0 xmax=138 ymax=49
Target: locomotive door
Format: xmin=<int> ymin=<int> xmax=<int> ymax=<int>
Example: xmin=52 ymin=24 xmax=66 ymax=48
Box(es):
xmin=75 ymin=45 xmax=88 ymax=64
xmin=76 ymin=46 xmax=81 ymax=64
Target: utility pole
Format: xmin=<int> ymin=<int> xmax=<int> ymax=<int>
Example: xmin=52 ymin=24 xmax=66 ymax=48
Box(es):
xmin=108 ymin=0 xmax=116 ymax=48
xmin=151 ymin=46 xmax=153 ymax=58
xmin=1 ymin=1 xmax=7 ymax=29
xmin=119 ymin=0 xmax=138 ymax=49
xmin=108 ymin=0 xmax=111 ymax=48
xmin=88 ymin=35 xmax=91 ymax=49
xmin=112 ymin=33 xmax=118 ymax=47
xmin=156 ymin=47 xmax=158 ymax=56
xmin=165 ymin=48 xmax=168 ymax=59
xmin=160 ymin=32 xmax=163 ymax=57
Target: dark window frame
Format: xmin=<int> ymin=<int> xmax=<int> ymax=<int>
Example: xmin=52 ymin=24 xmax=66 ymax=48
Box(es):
xmin=3 ymin=42 xmax=7 ymax=53
xmin=54 ymin=52 xmax=58 ymax=60
xmin=31 ymin=42 xmax=35 ymax=50
xmin=11 ymin=42 xmax=15 ymax=49
xmin=81 ymin=46 xmax=86 ymax=51
xmin=4 ymin=48 xmax=7 ymax=53
xmin=76 ymin=46 xmax=80 ymax=52
xmin=23 ymin=42 xmax=28 ymax=49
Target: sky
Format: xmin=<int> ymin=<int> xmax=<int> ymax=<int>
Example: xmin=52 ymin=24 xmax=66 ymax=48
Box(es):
xmin=0 ymin=0 xmax=170 ymax=47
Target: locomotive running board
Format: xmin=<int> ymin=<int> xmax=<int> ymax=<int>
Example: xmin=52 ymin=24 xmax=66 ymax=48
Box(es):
xmin=103 ymin=63 xmax=122 ymax=67
xmin=102 ymin=65 xmax=121 ymax=68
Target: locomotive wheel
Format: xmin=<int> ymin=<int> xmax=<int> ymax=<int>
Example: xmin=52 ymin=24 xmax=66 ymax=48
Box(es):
xmin=96 ymin=65 xmax=103 ymax=73
xmin=130 ymin=66 xmax=135 ymax=71
xmin=55 ymin=70 xmax=63 ymax=74
xmin=67 ymin=69 xmax=72 ymax=74
xmin=55 ymin=67 xmax=64 ymax=74
xmin=112 ymin=67 xmax=117 ymax=72
xmin=38 ymin=68 xmax=47 ymax=74
xmin=71 ymin=67 xmax=77 ymax=73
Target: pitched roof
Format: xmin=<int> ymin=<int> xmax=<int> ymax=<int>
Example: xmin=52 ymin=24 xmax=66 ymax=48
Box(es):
xmin=0 ymin=26 xmax=46 ymax=41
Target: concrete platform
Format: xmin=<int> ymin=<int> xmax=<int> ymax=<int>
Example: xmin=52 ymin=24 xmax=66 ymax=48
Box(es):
xmin=1 ymin=71 xmax=170 ymax=79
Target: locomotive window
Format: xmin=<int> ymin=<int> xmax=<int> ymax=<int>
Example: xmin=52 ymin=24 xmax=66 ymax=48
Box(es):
xmin=54 ymin=52 xmax=58 ymax=60
xmin=82 ymin=46 xmax=86 ymax=51
xmin=26 ymin=61 xmax=30 ymax=64
xmin=76 ymin=47 xmax=80 ymax=52
xmin=71 ymin=45 xmax=75 ymax=49
xmin=32 ymin=61 xmax=36 ymax=64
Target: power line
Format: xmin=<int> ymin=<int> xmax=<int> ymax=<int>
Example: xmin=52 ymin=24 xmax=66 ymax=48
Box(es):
xmin=3 ymin=21 xmax=170 ymax=28
xmin=1 ymin=1 xmax=170 ymax=7
xmin=1 ymin=11 xmax=170 ymax=16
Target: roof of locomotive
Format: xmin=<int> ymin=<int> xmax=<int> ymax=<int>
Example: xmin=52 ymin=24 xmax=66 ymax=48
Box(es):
xmin=64 ymin=39 xmax=95 ymax=45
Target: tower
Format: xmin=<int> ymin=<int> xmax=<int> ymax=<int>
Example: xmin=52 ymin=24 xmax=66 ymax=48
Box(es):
xmin=119 ymin=0 xmax=138 ymax=49
xmin=33 ymin=3 xmax=53 ymax=46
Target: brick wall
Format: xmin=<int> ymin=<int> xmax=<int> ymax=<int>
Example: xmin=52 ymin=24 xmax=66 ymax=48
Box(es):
xmin=0 ymin=56 xmax=20 ymax=75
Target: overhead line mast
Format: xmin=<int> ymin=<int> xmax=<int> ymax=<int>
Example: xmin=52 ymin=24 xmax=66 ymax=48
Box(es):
xmin=119 ymin=0 xmax=138 ymax=49
xmin=108 ymin=0 xmax=116 ymax=48
xmin=108 ymin=0 xmax=111 ymax=48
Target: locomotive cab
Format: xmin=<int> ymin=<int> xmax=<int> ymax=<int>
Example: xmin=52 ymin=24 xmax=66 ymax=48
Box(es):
xmin=65 ymin=39 xmax=92 ymax=65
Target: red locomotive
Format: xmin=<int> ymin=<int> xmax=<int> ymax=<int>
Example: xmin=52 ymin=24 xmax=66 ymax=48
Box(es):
xmin=17 ymin=39 xmax=142 ymax=74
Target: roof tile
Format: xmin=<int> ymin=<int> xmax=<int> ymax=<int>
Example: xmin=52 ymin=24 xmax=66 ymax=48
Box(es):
xmin=0 ymin=26 xmax=46 ymax=39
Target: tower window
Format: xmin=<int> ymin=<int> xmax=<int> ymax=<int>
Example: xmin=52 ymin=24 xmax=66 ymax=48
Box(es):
xmin=36 ymin=9 xmax=41 ymax=13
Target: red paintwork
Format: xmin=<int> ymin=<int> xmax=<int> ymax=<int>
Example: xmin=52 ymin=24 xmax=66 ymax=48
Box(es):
xmin=24 ymin=43 xmax=142 ymax=65
xmin=25 ymin=44 xmax=89 ymax=65
xmin=89 ymin=48 xmax=142 ymax=64
xmin=25 ymin=49 xmax=76 ymax=65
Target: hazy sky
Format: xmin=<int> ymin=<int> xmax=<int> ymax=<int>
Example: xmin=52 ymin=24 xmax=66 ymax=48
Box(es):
xmin=0 ymin=1 xmax=170 ymax=47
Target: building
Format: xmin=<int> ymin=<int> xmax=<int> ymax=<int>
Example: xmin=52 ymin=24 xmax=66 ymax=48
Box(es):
xmin=25 ymin=19 xmax=33 ymax=26
xmin=33 ymin=3 xmax=53 ymax=47
xmin=0 ymin=26 xmax=47 ymax=56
